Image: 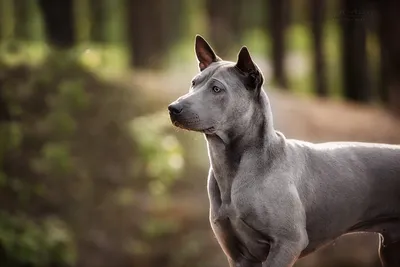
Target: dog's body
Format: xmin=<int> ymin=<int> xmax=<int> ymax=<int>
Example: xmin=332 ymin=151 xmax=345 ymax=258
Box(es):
xmin=168 ymin=36 xmax=400 ymax=267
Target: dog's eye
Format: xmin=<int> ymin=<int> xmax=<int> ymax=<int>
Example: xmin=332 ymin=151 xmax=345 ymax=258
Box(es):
xmin=212 ymin=86 xmax=222 ymax=93
xmin=191 ymin=80 xmax=196 ymax=87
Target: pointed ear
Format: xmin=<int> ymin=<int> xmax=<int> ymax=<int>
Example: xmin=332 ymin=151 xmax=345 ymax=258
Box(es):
xmin=195 ymin=35 xmax=221 ymax=71
xmin=235 ymin=46 xmax=263 ymax=90
xmin=235 ymin=46 xmax=256 ymax=73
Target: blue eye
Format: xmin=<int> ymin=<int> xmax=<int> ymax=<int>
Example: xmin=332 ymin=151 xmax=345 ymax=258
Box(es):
xmin=212 ymin=86 xmax=221 ymax=93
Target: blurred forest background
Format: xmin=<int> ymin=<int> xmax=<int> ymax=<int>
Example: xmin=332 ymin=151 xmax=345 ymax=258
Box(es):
xmin=1 ymin=0 xmax=400 ymax=267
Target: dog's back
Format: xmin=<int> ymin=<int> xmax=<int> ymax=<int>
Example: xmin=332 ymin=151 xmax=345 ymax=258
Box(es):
xmin=286 ymin=140 xmax=400 ymax=254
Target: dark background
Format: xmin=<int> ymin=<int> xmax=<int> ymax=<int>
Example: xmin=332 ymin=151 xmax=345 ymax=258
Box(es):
xmin=1 ymin=0 xmax=400 ymax=267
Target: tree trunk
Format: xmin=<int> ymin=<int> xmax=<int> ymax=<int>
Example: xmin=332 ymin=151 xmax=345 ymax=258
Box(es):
xmin=126 ymin=0 xmax=182 ymax=68
xmin=0 ymin=80 xmax=10 ymax=122
xmin=340 ymin=0 xmax=371 ymax=102
xmin=38 ymin=0 xmax=75 ymax=48
xmin=205 ymin=0 xmax=229 ymax=55
xmin=377 ymin=0 xmax=400 ymax=115
xmin=310 ymin=0 xmax=327 ymax=97
xmin=127 ymin=0 xmax=165 ymax=68
xmin=74 ymin=0 xmax=90 ymax=43
xmin=230 ymin=0 xmax=245 ymax=44
xmin=13 ymin=0 xmax=36 ymax=41
xmin=90 ymin=0 xmax=123 ymax=44
xmin=205 ymin=0 xmax=244 ymax=56
xmin=162 ymin=0 xmax=183 ymax=49
xmin=267 ymin=0 xmax=289 ymax=89
xmin=0 ymin=0 xmax=14 ymax=42
xmin=90 ymin=0 xmax=108 ymax=43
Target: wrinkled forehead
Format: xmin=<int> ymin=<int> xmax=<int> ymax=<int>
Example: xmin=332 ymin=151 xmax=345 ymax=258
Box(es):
xmin=192 ymin=61 xmax=242 ymax=87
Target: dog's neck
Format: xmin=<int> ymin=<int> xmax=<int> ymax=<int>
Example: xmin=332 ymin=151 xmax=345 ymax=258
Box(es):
xmin=205 ymin=91 xmax=280 ymax=203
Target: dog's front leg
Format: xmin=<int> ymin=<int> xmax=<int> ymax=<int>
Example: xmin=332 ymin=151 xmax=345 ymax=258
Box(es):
xmin=262 ymin=236 xmax=307 ymax=267
xmin=232 ymin=258 xmax=262 ymax=267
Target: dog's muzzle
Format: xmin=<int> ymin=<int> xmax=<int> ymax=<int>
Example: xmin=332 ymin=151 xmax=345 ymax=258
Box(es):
xmin=168 ymin=102 xmax=183 ymax=115
xmin=168 ymin=102 xmax=215 ymax=134
xmin=168 ymin=102 xmax=183 ymax=125
xmin=168 ymin=101 xmax=187 ymax=129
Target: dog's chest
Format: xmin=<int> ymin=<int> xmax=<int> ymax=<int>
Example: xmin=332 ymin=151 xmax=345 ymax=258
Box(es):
xmin=210 ymin=202 xmax=271 ymax=262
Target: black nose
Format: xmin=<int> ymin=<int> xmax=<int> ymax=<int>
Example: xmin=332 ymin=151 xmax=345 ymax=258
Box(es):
xmin=168 ymin=103 xmax=183 ymax=114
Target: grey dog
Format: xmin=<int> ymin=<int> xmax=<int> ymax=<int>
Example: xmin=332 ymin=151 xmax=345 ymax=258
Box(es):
xmin=168 ymin=35 xmax=400 ymax=267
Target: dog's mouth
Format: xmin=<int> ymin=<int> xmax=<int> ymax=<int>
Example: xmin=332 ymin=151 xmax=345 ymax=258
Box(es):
xmin=172 ymin=120 xmax=185 ymax=129
xmin=172 ymin=120 xmax=215 ymax=134
xmin=202 ymin=126 xmax=216 ymax=134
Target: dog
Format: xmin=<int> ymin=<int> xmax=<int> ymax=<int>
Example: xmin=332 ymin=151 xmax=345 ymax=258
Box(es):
xmin=168 ymin=35 xmax=400 ymax=267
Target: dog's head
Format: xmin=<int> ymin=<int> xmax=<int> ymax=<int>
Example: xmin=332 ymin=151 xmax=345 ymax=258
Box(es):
xmin=168 ymin=35 xmax=264 ymax=136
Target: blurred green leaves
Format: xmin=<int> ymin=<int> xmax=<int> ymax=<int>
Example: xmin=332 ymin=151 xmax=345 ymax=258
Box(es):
xmin=6 ymin=122 xmax=22 ymax=150
xmin=33 ymin=142 xmax=73 ymax=175
xmin=0 ymin=48 xmax=187 ymax=267
xmin=140 ymin=218 xmax=180 ymax=239
xmin=130 ymin=112 xmax=184 ymax=196
xmin=0 ymin=212 xmax=76 ymax=267
xmin=0 ymin=56 xmax=91 ymax=267
xmin=43 ymin=111 xmax=77 ymax=138
xmin=57 ymin=80 xmax=89 ymax=111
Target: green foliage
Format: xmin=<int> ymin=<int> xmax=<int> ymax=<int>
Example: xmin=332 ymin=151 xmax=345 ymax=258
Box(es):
xmin=0 ymin=54 xmax=90 ymax=266
xmin=130 ymin=112 xmax=184 ymax=196
xmin=0 ymin=41 xmax=47 ymax=66
xmin=128 ymin=114 xmax=184 ymax=264
xmin=6 ymin=122 xmax=23 ymax=150
xmin=35 ymin=142 xmax=73 ymax=174
xmin=139 ymin=217 xmax=180 ymax=239
xmin=0 ymin=47 xmax=187 ymax=267
xmin=0 ymin=212 xmax=76 ymax=267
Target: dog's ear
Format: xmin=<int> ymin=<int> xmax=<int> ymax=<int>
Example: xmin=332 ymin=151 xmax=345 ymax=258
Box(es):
xmin=235 ymin=46 xmax=263 ymax=90
xmin=236 ymin=46 xmax=256 ymax=73
xmin=195 ymin=35 xmax=221 ymax=71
